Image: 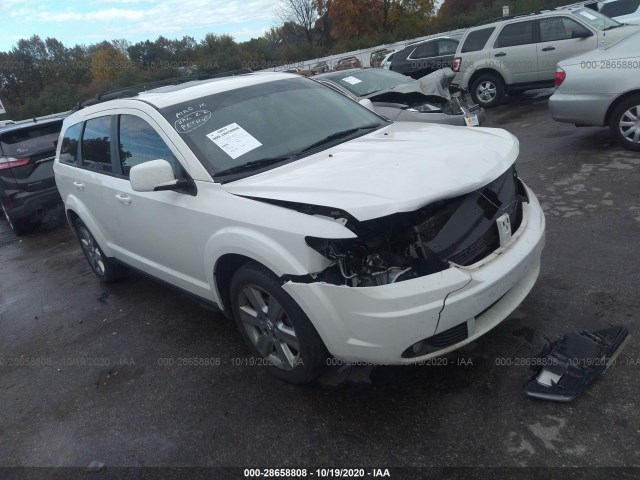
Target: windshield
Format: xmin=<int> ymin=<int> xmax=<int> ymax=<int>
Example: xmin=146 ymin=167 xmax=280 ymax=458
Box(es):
xmin=319 ymin=69 xmax=412 ymax=97
xmin=160 ymin=77 xmax=385 ymax=178
xmin=572 ymin=8 xmax=622 ymax=30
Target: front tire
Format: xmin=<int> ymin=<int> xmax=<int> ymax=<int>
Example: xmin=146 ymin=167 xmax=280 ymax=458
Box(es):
xmin=610 ymin=95 xmax=640 ymax=151
xmin=470 ymin=73 xmax=505 ymax=108
xmin=74 ymin=219 xmax=128 ymax=283
xmin=230 ymin=263 xmax=325 ymax=383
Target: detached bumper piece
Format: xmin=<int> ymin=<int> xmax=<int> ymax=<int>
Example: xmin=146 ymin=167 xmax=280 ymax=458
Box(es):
xmin=523 ymin=326 xmax=630 ymax=402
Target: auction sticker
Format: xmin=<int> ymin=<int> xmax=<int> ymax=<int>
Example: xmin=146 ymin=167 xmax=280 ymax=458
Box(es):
xmin=206 ymin=123 xmax=262 ymax=159
xmin=341 ymin=76 xmax=362 ymax=85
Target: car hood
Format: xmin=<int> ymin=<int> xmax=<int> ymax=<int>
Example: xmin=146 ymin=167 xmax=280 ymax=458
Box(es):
xmin=223 ymin=122 xmax=518 ymax=221
xmin=368 ymin=68 xmax=455 ymax=102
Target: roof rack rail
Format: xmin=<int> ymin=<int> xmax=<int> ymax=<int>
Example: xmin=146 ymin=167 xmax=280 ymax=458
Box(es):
xmin=73 ymin=68 xmax=253 ymax=111
xmin=4 ymin=111 xmax=72 ymax=128
xmin=474 ymin=2 xmax=589 ymax=26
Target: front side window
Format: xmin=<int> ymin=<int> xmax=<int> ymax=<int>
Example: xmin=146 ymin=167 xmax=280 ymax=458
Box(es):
xmin=81 ymin=116 xmax=112 ymax=172
xmin=495 ymin=21 xmax=536 ymax=48
xmin=118 ymin=115 xmax=182 ymax=178
xmin=461 ymin=27 xmax=496 ymax=53
xmin=540 ymin=17 xmax=591 ymax=41
xmin=59 ymin=123 xmax=82 ymax=165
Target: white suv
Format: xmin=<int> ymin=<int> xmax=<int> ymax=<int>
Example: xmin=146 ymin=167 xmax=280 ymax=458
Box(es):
xmin=452 ymin=6 xmax=640 ymax=107
xmin=54 ymin=72 xmax=545 ymax=383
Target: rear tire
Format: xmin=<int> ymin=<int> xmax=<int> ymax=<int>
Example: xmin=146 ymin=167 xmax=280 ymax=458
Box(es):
xmin=74 ymin=219 xmax=128 ymax=283
xmin=229 ymin=263 xmax=325 ymax=383
xmin=1 ymin=203 xmax=30 ymax=236
xmin=470 ymin=73 xmax=505 ymax=108
xmin=610 ymin=95 xmax=640 ymax=151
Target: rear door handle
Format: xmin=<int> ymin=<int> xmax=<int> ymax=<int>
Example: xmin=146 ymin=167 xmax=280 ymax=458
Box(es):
xmin=542 ymin=46 xmax=555 ymax=51
xmin=73 ymin=181 xmax=85 ymax=190
xmin=115 ymin=193 xmax=132 ymax=205
xmin=494 ymin=52 xmax=506 ymax=57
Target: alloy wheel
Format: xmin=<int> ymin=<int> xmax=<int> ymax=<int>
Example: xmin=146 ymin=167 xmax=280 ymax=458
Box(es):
xmin=78 ymin=226 xmax=106 ymax=276
xmin=619 ymin=105 xmax=640 ymax=144
xmin=237 ymin=284 xmax=300 ymax=370
xmin=477 ymin=81 xmax=497 ymax=103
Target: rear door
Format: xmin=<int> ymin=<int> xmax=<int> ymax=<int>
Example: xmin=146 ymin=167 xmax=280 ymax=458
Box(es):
xmin=537 ymin=16 xmax=598 ymax=81
xmin=491 ymin=20 xmax=539 ymax=84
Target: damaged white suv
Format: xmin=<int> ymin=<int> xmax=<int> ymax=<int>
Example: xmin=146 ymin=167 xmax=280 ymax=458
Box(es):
xmin=54 ymin=71 xmax=545 ymax=383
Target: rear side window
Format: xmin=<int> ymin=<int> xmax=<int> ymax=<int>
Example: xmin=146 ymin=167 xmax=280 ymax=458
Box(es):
xmin=540 ymin=17 xmax=591 ymax=41
xmin=411 ymin=41 xmax=437 ymax=59
xmin=461 ymin=27 xmax=495 ymax=53
xmin=601 ymin=0 xmax=640 ymax=17
xmin=0 ymin=121 xmax=61 ymax=158
xmin=117 ymin=115 xmax=182 ymax=178
xmin=82 ymin=116 xmax=112 ymax=173
xmin=59 ymin=123 xmax=82 ymax=165
xmin=495 ymin=21 xmax=536 ymax=48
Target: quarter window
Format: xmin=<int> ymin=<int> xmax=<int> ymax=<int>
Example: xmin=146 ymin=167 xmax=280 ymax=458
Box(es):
xmin=81 ymin=116 xmax=112 ymax=172
xmin=118 ymin=115 xmax=182 ymax=178
xmin=540 ymin=17 xmax=591 ymax=42
xmin=461 ymin=28 xmax=495 ymax=53
xmin=59 ymin=123 xmax=82 ymax=165
xmin=495 ymin=21 xmax=536 ymax=48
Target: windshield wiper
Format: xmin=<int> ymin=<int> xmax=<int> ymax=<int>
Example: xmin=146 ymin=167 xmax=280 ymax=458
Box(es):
xmin=299 ymin=124 xmax=382 ymax=154
xmin=214 ymin=155 xmax=294 ymax=177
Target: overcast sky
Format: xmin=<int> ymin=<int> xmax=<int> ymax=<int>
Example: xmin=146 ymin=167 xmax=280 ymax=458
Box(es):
xmin=1 ymin=0 xmax=277 ymax=52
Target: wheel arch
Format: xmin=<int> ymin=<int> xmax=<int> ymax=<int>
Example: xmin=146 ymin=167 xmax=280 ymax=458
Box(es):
xmin=468 ymin=68 xmax=505 ymax=91
xmin=604 ymin=89 xmax=640 ymax=127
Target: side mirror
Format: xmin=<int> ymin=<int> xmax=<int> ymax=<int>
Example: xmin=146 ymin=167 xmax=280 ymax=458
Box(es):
xmin=572 ymin=30 xmax=593 ymax=39
xmin=130 ymin=159 xmax=177 ymax=192
xmin=358 ymin=98 xmax=375 ymax=111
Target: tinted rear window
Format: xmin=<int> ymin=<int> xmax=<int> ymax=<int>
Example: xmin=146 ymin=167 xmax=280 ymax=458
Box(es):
xmin=495 ymin=21 xmax=536 ymax=48
xmin=601 ymin=0 xmax=640 ymax=16
xmin=81 ymin=116 xmax=112 ymax=172
xmin=461 ymin=28 xmax=495 ymax=53
xmin=0 ymin=121 xmax=62 ymax=157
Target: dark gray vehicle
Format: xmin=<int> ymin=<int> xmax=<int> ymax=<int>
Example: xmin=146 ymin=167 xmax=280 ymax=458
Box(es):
xmin=315 ymin=68 xmax=485 ymax=127
xmin=0 ymin=115 xmax=67 ymax=234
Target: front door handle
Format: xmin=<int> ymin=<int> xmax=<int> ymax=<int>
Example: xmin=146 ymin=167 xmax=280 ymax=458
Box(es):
xmin=494 ymin=52 xmax=506 ymax=57
xmin=115 ymin=194 xmax=132 ymax=205
xmin=542 ymin=46 xmax=555 ymax=51
xmin=73 ymin=181 xmax=85 ymax=190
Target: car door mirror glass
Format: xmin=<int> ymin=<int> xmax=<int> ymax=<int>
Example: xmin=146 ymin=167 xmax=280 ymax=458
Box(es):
xmin=130 ymin=159 xmax=176 ymax=192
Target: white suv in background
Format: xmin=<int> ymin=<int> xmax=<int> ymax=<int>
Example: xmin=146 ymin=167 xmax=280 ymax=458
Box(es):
xmin=452 ymin=6 xmax=640 ymax=107
xmin=54 ymin=72 xmax=545 ymax=383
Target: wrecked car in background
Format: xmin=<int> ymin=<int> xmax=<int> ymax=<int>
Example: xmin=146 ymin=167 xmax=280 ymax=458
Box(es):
xmin=54 ymin=71 xmax=545 ymax=384
xmin=315 ymin=67 xmax=485 ymax=126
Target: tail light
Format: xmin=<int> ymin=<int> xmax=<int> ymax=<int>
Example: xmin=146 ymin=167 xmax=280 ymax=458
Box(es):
xmin=0 ymin=157 xmax=30 ymax=170
xmin=555 ymin=68 xmax=566 ymax=87
xmin=452 ymin=57 xmax=462 ymax=72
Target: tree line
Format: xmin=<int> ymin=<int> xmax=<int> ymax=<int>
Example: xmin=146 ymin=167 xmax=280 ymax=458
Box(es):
xmin=0 ymin=0 xmax=570 ymax=120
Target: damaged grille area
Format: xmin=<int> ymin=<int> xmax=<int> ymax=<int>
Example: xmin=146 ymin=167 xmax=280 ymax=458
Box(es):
xmin=307 ymin=166 xmax=526 ymax=287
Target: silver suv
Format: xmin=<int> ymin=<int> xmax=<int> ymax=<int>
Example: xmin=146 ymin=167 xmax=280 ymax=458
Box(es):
xmin=452 ymin=6 xmax=640 ymax=107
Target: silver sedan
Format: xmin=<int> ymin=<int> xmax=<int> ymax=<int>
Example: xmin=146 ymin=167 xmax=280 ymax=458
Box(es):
xmin=549 ymin=31 xmax=640 ymax=151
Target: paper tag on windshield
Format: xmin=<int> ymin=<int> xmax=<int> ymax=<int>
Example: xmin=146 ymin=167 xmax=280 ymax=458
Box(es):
xmin=342 ymin=76 xmax=362 ymax=85
xmin=206 ymin=123 xmax=262 ymax=159
xmin=579 ymin=11 xmax=597 ymax=20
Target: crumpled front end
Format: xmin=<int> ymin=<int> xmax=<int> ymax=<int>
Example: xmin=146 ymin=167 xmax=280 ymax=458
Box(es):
xmin=282 ymin=170 xmax=545 ymax=364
